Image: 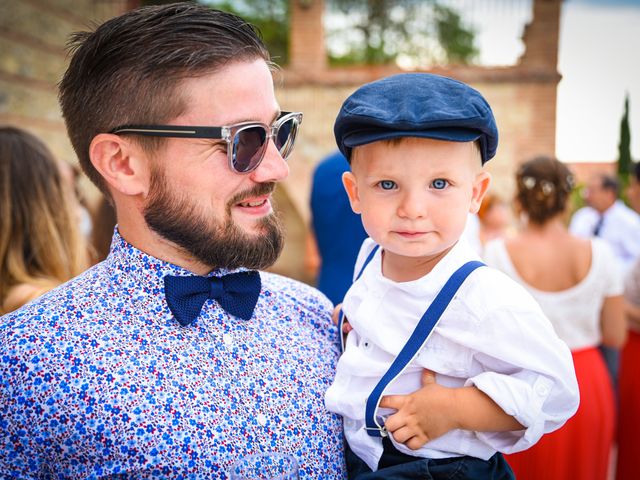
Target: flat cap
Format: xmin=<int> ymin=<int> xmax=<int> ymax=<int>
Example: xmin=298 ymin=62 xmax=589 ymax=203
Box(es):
xmin=334 ymin=73 xmax=498 ymax=164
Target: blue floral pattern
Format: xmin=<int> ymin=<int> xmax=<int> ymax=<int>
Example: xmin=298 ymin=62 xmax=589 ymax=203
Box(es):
xmin=0 ymin=231 xmax=345 ymax=479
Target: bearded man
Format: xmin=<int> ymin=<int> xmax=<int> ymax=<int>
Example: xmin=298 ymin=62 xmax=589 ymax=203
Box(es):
xmin=0 ymin=3 xmax=345 ymax=478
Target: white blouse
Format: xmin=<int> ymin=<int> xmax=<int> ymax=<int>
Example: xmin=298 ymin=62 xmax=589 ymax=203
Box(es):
xmin=483 ymin=238 xmax=624 ymax=350
xmin=325 ymin=238 xmax=579 ymax=471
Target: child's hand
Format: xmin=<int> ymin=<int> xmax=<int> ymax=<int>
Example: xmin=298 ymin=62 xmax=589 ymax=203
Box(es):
xmin=331 ymin=303 xmax=353 ymax=334
xmin=379 ymin=369 xmax=457 ymax=450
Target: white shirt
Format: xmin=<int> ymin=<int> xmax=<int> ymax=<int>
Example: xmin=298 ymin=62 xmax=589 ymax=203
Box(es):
xmin=483 ymin=238 xmax=624 ymax=350
xmin=325 ymin=238 xmax=579 ymax=471
xmin=569 ymin=201 xmax=640 ymax=274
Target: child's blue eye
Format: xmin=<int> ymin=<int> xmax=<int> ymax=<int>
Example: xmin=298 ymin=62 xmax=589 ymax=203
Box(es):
xmin=378 ymin=180 xmax=396 ymax=190
xmin=431 ymin=179 xmax=449 ymax=190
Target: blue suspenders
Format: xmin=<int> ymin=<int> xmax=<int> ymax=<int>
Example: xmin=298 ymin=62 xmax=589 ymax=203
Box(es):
xmin=339 ymin=243 xmax=485 ymax=438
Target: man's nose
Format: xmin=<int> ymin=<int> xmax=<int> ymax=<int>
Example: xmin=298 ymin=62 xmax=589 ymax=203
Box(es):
xmin=249 ymin=140 xmax=290 ymax=183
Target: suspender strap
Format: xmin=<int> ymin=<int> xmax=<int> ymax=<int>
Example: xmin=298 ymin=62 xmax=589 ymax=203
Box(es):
xmin=365 ymin=260 xmax=485 ymax=437
xmin=339 ymin=245 xmax=380 ymax=352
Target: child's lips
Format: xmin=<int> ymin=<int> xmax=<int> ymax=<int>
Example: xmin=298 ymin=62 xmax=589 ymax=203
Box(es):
xmin=395 ymin=231 xmax=427 ymax=238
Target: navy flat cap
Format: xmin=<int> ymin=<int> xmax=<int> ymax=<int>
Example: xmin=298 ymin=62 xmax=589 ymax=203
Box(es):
xmin=334 ymin=73 xmax=498 ymax=164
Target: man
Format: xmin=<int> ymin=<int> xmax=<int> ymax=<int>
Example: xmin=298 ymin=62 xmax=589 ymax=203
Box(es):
xmin=0 ymin=4 xmax=345 ymax=478
xmin=569 ymin=172 xmax=640 ymax=387
xmin=570 ymin=173 xmax=640 ymax=275
xmin=627 ymin=162 xmax=640 ymax=214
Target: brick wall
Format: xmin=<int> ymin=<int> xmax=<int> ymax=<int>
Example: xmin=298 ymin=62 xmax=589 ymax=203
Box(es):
xmin=0 ymin=0 xmax=129 ymax=197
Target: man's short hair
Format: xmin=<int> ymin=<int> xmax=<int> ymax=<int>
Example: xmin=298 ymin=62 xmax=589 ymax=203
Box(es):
xmin=59 ymin=3 xmax=270 ymax=194
xmin=599 ymin=173 xmax=620 ymax=196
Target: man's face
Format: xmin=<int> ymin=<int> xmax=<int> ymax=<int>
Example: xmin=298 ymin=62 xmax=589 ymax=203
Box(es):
xmin=142 ymin=59 xmax=289 ymax=270
xmin=583 ymin=176 xmax=615 ymax=213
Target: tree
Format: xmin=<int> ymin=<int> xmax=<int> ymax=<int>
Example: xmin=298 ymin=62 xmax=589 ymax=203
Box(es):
xmin=326 ymin=0 xmax=478 ymax=66
xmin=618 ymin=93 xmax=632 ymax=189
xmin=195 ymin=0 xmax=476 ymax=67
xmin=200 ymin=0 xmax=289 ymax=64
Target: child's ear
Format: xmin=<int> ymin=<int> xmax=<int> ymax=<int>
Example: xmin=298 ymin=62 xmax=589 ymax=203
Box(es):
xmin=469 ymin=171 xmax=491 ymax=214
xmin=89 ymin=133 xmax=150 ymax=197
xmin=342 ymin=171 xmax=362 ymax=214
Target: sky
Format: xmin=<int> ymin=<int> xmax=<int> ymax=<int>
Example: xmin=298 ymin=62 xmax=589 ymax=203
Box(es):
xmin=465 ymin=0 xmax=640 ymax=163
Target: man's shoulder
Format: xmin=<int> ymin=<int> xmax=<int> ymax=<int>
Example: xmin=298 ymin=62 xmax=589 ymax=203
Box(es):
xmin=611 ymin=201 xmax=640 ymax=225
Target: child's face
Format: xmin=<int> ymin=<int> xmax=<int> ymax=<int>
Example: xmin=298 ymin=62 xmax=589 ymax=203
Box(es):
xmin=343 ymin=137 xmax=490 ymax=262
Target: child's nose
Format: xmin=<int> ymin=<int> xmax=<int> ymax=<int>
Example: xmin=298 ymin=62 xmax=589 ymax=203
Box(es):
xmin=397 ymin=191 xmax=426 ymax=219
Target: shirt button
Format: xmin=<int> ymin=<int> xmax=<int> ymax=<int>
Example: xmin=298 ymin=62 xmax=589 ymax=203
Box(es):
xmin=257 ymin=413 xmax=267 ymax=426
xmin=223 ymin=333 xmax=233 ymax=346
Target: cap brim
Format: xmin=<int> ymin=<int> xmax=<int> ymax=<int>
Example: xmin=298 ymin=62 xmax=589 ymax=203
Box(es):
xmin=343 ymin=127 xmax=481 ymax=149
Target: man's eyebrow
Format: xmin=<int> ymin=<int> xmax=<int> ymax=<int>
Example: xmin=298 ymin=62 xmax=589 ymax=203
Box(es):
xmin=224 ymin=110 xmax=281 ymax=126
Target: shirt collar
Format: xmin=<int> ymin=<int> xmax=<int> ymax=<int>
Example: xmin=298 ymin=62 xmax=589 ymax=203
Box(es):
xmin=369 ymin=236 xmax=480 ymax=292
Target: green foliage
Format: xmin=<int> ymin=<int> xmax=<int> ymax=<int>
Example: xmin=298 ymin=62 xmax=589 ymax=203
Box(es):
xmin=326 ymin=0 xmax=478 ymax=66
xmin=142 ymin=0 xmax=477 ymax=68
xmin=201 ymin=0 xmax=289 ymax=64
xmin=617 ymin=93 xmax=632 ymax=190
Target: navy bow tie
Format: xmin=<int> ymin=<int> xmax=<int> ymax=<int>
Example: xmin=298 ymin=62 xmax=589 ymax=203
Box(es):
xmin=164 ymin=271 xmax=261 ymax=326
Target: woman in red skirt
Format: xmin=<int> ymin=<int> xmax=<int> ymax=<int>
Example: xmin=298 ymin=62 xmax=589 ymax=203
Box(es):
xmin=616 ymin=161 xmax=640 ymax=480
xmin=483 ymin=156 xmax=626 ymax=480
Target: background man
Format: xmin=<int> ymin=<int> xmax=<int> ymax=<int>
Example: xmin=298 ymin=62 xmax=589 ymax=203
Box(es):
xmin=570 ymin=173 xmax=640 ymax=275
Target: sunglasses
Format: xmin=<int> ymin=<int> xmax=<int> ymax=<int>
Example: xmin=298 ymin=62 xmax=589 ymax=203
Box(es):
xmin=110 ymin=111 xmax=303 ymax=174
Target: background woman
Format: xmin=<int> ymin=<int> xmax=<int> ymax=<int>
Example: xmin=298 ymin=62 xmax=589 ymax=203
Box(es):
xmin=484 ymin=156 xmax=626 ymax=480
xmin=0 ymin=126 xmax=89 ymax=314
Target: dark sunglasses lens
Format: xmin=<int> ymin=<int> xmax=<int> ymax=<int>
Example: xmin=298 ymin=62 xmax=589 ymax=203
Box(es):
xmin=232 ymin=127 xmax=267 ymax=173
xmin=275 ymin=118 xmax=298 ymax=159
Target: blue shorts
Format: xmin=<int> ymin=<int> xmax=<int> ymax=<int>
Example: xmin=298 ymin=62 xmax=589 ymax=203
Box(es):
xmin=346 ymin=437 xmax=515 ymax=480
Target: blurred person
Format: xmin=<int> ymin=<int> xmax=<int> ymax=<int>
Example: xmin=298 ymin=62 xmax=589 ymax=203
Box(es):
xmin=477 ymin=192 xmax=511 ymax=252
xmin=570 ymin=172 xmax=640 ymax=274
xmin=625 ymin=161 xmax=640 ymax=213
xmin=569 ymin=172 xmax=640 ymax=387
xmin=484 ymin=156 xmax=626 ymax=480
xmin=0 ymin=4 xmax=344 ymax=478
xmin=308 ymin=150 xmax=368 ymax=305
xmin=0 ymin=126 xmax=89 ymax=314
xmin=616 ymin=160 xmax=640 ymax=480
xmin=90 ymin=195 xmax=117 ymax=263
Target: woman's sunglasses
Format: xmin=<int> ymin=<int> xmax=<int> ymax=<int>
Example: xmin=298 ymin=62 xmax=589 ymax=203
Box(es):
xmin=110 ymin=111 xmax=303 ymax=174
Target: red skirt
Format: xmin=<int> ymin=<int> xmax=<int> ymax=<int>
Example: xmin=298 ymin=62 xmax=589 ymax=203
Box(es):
xmin=616 ymin=330 xmax=640 ymax=480
xmin=505 ymin=347 xmax=615 ymax=480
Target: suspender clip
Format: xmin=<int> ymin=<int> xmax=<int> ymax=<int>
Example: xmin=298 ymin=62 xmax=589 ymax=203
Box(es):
xmin=364 ymin=425 xmax=388 ymax=438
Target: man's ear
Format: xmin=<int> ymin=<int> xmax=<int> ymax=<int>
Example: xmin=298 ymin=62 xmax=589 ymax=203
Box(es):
xmin=469 ymin=171 xmax=491 ymax=214
xmin=89 ymin=133 xmax=150 ymax=197
xmin=342 ymin=171 xmax=361 ymax=214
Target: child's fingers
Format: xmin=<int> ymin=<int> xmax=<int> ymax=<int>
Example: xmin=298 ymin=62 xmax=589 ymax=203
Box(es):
xmin=379 ymin=394 xmax=405 ymax=411
xmin=342 ymin=321 xmax=353 ymax=333
xmin=387 ymin=425 xmax=412 ymax=444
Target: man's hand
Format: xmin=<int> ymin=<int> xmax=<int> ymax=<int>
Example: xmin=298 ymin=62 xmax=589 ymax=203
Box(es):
xmin=331 ymin=303 xmax=353 ymax=334
xmin=379 ymin=370 xmax=457 ymax=450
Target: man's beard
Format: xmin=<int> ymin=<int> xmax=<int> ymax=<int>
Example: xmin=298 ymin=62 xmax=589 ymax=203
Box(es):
xmin=143 ymin=168 xmax=284 ymax=271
